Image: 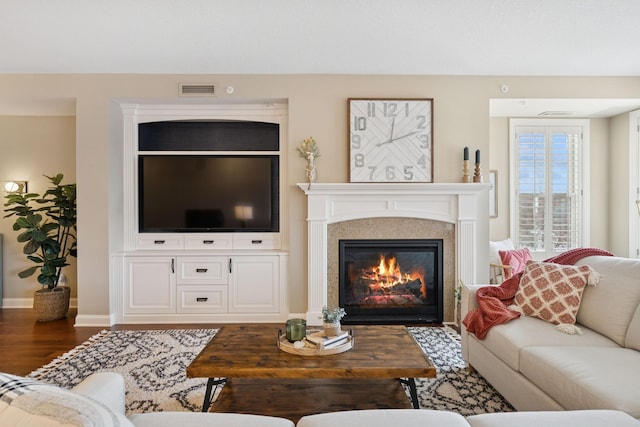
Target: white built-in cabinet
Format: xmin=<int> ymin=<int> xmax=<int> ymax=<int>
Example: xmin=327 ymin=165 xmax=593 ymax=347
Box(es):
xmin=113 ymin=102 xmax=289 ymax=324
xmin=120 ymin=252 xmax=287 ymax=322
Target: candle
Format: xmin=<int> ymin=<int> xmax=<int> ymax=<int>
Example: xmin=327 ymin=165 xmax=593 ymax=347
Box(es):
xmin=285 ymin=318 xmax=306 ymax=342
xmin=475 ymin=149 xmax=480 ymax=164
xmin=463 ymin=146 xmax=469 ymax=161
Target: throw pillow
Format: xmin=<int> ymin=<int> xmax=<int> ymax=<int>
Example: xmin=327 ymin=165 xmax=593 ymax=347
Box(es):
xmin=489 ymin=238 xmax=515 ymax=266
xmin=0 ymin=372 xmax=127 ymax=427
xmin=512 ymin=261 xmax=598 ymax=334
xmin=498 ymin=247 xmax=532 ymax=279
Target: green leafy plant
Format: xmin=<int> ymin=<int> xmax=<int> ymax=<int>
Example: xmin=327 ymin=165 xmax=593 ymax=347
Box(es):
xmin=320 ymin=306 xmax=346 ymax=323
xmin=454 ymin=279 xmax=464 ymax=303
xmin=3 ymin=174 xmax=77 ymax=289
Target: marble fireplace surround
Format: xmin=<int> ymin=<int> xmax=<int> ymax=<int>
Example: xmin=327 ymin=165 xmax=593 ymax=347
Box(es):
xmin=298 ymin=183 xmax=490 ymax=326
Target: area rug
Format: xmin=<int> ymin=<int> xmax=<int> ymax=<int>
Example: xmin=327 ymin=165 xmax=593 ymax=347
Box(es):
xmin=29 ymin=326 xmax=514 ymax=416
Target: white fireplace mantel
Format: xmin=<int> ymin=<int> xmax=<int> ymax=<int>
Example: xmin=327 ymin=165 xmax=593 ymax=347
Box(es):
xmin=298 ymin=182 xmax=490 ymax=325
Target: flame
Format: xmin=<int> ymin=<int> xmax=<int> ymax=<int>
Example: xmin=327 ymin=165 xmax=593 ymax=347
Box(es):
xmin=362 ymin=255 xmax=426 ymax=298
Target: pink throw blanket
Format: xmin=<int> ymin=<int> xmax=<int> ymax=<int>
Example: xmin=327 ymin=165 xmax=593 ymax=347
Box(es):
xmin=462 ymin=247 xmax=614 ymax=339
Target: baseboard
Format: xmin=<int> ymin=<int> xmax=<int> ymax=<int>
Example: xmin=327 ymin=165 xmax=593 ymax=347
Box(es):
xmin=2 ymin=298 xmax=78 ymax=309
xmin=74 ymin=313 xmax=114 ymax=327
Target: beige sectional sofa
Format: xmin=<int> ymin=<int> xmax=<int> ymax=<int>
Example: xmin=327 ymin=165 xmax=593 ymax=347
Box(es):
xmin=461 ymin=255 xmax=640 ymax=419
xmin=3 ymin=371 xmax=640 ymax=426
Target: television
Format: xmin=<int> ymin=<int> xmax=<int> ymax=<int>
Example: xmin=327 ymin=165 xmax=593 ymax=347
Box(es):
xmin=138 ymin=155 xmax=279 ymax=233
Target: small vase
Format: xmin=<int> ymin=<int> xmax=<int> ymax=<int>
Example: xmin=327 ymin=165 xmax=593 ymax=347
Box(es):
xmin=323 ymin=321 xmax=341 ymax=337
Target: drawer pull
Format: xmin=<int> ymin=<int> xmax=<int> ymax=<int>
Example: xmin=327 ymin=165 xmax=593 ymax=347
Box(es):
xmin=251 ymin=240 xmax=263 ymax=244
xmin=153 ymin=240 xmax=166 ymax=244
xmin=202 ymin=240 xmax=215 ymax=244
xmin=196 ymin=268 xmax=208 ymax=273
xmin=196 ymin=297 xmax=209 ymax=302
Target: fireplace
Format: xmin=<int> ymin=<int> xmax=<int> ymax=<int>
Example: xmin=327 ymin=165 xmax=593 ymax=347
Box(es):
xmin=339 ymin=239 xmax=443 ymax=324
xmin=298 ymin=183 xmax=490 ymax=326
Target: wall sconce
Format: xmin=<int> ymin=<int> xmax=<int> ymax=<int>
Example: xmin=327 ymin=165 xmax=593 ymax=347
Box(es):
xmin=1 ymin=181 xmax=28 ymax=193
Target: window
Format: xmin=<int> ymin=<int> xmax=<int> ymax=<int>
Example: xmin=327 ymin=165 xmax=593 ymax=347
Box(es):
xmin=510 ymin=119 xmax=589 ymax=259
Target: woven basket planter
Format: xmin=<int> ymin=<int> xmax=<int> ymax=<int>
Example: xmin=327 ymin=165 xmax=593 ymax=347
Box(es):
xmin=33 ymin=286 xmax=71 ymax=322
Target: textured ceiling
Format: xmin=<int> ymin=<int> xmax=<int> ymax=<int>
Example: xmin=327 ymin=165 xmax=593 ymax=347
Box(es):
xmin=1 ymin=0 xmax=639 ymax=75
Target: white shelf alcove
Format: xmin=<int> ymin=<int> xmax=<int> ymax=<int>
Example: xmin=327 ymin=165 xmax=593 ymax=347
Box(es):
xmin=298 ymin=182 xmax=490 ymax=325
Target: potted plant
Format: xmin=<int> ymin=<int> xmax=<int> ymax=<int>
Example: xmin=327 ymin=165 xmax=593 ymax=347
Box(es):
xmin=3 ymin=173 xmax=77 ymax=321
xmin=320 ymin=306 xmax=346 ymax=337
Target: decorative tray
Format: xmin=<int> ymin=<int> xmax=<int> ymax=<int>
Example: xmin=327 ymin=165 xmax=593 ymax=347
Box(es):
xmin=277 ymin=329 xmax=354 ymax=356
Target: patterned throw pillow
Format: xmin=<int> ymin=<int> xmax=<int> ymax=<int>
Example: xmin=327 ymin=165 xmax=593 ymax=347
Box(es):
xmin=0 ymin=372 xmax=127 ymax=427
xmin=498 ymin=247 xmax=532 ymax=279
xmin=513 ymin=261 xmax=596 ymax=330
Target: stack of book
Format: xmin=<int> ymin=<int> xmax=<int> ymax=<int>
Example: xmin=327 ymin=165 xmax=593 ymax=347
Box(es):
xmin=305 ymin=330 xmax=350 ymax=350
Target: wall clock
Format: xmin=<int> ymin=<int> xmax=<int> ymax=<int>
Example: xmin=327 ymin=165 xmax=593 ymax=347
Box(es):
xmin=349 ymin=98 xmax=433 ymax=182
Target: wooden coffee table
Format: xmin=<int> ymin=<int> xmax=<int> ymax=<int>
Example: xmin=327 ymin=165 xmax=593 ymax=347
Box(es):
xmin=186 ymin=324 xmax=436 ymax=421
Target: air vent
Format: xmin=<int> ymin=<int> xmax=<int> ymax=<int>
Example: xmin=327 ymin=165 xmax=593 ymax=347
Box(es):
xmin=538 ymin=111 xmax=574 ymax=116
xmin=179 ymin=84 xmax=215 ymax=97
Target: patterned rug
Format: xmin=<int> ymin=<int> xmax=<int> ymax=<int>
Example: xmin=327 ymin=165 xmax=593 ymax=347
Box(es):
xmin=29 ymin=326 xmax=514 ymax=416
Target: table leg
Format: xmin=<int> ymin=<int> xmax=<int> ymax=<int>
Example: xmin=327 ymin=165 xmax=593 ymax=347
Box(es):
xmin=399 ymin=378 xmax=420 ymax=409
xmin=201 ymin=378 xmax=227 ymax=412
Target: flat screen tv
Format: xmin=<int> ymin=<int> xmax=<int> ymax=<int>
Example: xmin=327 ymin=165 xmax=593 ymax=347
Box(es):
xmin=138 ymin=155 xmax=279 ymax=232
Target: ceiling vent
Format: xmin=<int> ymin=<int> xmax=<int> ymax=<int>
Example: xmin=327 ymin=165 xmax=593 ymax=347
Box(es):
xmin=179 ymin=84 xmax=215 ymax=97
xmin=538 ymin=111 xmax=574 ymax=116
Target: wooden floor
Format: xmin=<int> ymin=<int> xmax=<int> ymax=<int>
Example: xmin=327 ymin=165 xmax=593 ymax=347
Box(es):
xmin=0 ymin=308 xmax=222 ymax=376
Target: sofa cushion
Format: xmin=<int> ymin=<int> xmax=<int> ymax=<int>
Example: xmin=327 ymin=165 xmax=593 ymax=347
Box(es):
xmin=130 ymin=412 xmax=295 ymax=427
xmin=514 ymin=261 xmax=595 ymax=328
xmin=467 ymin=410 xmax=640 ymax=427
xmin=499 ymin=247 xmax=531 ymax=279
xmin=519 ymin=346 xmax=640 ymax=418
xmin=489 ymin=238 xmax=515 ymax=266
xmin=0 ymin=372 xmax=131 ymax=427
xmin=574 ymin=256 xmax=640 ymax=346
xmin=626 ymin=305 xmax=640 ymax=351
xmin=479 ymin=316 xmax=617 ymax=371
xmin=297 ymin=409 xmax=470 ymax=427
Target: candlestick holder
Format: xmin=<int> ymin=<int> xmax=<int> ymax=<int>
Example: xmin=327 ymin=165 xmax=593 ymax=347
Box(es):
xmin=473 ymin=162 xmax=482 ymax=183
xmin=462 ymin=160 xmax=472 ymax=183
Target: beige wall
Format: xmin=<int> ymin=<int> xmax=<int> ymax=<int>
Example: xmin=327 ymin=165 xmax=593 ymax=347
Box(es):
xmin=0 ymin=115 xmax=76 ymax=299
xmin=1 ymin=74 xmax=639 ymax=322
xmin=610 ymin=113 xmax=631 ymax=256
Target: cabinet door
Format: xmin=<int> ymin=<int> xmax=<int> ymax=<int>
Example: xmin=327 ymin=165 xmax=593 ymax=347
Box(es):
xmin=124 ymin=257 xmax=176 ymax=313
xmin=229 ymin=255 xmax=279 ymax=313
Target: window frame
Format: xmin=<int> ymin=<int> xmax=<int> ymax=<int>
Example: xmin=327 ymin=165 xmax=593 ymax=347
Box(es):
xmin=509 ymin=118 xmax=591 ymax=259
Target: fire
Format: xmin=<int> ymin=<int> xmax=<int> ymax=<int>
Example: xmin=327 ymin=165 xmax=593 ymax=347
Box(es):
xmin=362 ymin=255 xmax=426 ymax=298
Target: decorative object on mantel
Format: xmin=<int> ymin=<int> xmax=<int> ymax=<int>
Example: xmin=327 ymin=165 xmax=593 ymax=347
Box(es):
xmin=3 ymin=173 xmax=77 ymax=322
xmin=321 ymin=306 xmax=346 ymax=337
xmin=473 ymin=149 xmax=483 ymax=182
xmin=297 ymin=136 xmax=320 ymax=190
xmin=462 ymin=146 xmax=472 ymax=183
xmin=348 ymin=98 xmax=433 ymax=183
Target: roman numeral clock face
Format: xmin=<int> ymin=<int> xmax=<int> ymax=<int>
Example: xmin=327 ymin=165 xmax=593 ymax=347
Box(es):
xmin=349 ymin=99 xmax=433 ymax=182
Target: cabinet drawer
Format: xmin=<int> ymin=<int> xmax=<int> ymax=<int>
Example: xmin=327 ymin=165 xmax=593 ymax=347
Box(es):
xmin=137 ymin=234 xmax=183 ymax=250
xmin=233 ymin=233 xmax=280 ymax=250
xmin=177 ymin=285 xmax=227 ymax=313
xmin=184 ymin=233 xmax=233 ymax=250
xmin=177 ymin=257 xmax=228 ymax=284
